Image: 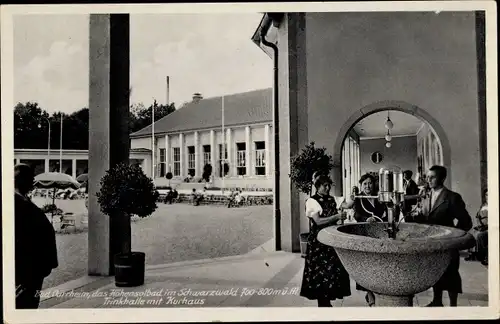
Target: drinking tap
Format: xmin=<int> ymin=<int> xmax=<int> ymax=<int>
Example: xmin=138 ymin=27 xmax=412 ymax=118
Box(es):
xmin=352 ymin=195 xmax=378 ymax=199
xmin=385 ymin=205 xmax=398 ymax=239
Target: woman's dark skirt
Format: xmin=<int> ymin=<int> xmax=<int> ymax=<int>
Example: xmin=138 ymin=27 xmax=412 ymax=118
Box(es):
xmin=300 ymin=234 xmax=351 ymax=301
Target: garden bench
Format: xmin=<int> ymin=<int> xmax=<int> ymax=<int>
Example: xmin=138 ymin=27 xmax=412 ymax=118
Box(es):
xmin=60 ymin=212 xmax=76 ymax=230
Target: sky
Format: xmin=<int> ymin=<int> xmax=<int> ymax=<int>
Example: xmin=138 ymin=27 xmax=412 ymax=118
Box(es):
xmin=13 ymin=13 xmax=272 ymax=114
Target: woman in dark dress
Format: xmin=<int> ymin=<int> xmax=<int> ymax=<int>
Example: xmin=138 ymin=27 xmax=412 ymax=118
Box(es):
xmin=300 ymin=174 xmax=350 ymax=307
xmin=345 ymin=173 xmax=387 ymax=306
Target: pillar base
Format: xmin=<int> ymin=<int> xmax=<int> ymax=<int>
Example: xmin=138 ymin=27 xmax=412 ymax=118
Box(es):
xmin=374 ymin=293 xmax=414 ymax=307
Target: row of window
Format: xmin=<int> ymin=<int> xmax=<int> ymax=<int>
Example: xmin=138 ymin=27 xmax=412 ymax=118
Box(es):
xmin=157 ymin=141 xmax=267 ymax=178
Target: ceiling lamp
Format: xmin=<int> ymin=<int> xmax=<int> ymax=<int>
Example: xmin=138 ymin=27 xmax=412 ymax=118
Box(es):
xmin=386 ymin=142 xmax=392 ymax=148
xmin=385 ymin=130 xmax=392 ymax=142
xmin=385 ymin=111 xmax=394 ymax=130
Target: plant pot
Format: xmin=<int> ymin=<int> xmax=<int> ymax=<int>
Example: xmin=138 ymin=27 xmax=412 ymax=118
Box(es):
xmin=299 ymin=233 xmax=309 ymax=258
xmin=114 ymin=252 xmax=145 ymax=287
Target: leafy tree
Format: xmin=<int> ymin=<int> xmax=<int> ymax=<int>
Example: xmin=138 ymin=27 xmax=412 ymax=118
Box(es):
xmin=14 ymin=102 xmax=51 ymax=149
xmin=289 ymin=142 xmax=335 ymax=195
xmin=64 ymin=108 xmax=89 ymax=150
xmin=129 ymin=100 xmax=176 ymax=133
xmin=97 ymin=163 xmax=159 ymax=255
xmin=14 ymin=98 xmax=176 ymax=150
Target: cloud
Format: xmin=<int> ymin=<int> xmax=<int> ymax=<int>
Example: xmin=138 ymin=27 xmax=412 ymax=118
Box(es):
xmin=129 ymin=15 xmax=272 ymax=106
xmin=15 ymin=40 xmax=88 ymax=113
xmin=14 ymin=13 xmax=272 ymax=113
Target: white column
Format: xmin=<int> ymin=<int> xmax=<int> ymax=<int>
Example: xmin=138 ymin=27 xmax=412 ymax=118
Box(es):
xmin=226 ymin=128 xmax=232 ymax=176
xmin=164 ymin=134 xmax=170 ymax=173
xmin=44 ymin=158 xmax=50 ymax=172
xmin=210 ymin=130 xmax=216 ymax=169
xmin=179 ymin=133 xmax=184 ymax=178
xmin=72 ymin=159 xmax=77 ymax=178
xmin=156 ymin=137 xmax=160 ymax=178
xmin=88 ymin=13 xmax=130 ymax=276
xmin=194 ymin=131 xmax=200 ymax=177
xmin=265 ymin=124 xmax=271 ymax=177
xmin=210 ymin=130 xmax=216 ymax=182
xmin=245 ymin=126 xmax=252 ymax=176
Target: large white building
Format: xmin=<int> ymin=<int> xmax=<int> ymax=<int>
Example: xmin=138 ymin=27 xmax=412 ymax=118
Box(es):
xmin=13 ymin=89 xmax=275 ymax=191
xmin=130 ymin=88 xmax=275 ymax=189
xmin=13 ymin=148 xmax=151 ymax=178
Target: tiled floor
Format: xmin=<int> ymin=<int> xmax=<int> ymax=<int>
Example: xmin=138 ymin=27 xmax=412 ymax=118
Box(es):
xmin=40 ymin=250 xmax=489 ymax=309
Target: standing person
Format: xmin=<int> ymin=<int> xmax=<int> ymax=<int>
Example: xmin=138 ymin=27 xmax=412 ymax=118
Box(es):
xmin=402 ymin=170 xmax=420 ymax=215
xmin=14 ymin=164 xmax=58 ymax=309
xmin=408 ymin=165 xmax=472 ymax=307
xmin=300 ymin=174 xmax=350 ymax=307
xmin=344 ymin=173 xmax=387 ymax=307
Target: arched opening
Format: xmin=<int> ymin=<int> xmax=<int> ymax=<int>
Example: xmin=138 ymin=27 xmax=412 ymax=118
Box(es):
xmin=332 ymin=101 xmax=451 ymax=197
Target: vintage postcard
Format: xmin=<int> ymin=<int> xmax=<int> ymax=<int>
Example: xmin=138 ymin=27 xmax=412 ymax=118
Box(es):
xmin=1 ymin=1 xmax=498 ymax=323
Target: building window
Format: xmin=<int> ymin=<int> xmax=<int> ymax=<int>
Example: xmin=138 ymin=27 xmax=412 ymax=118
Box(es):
xmin=254 ymin=141 xmax=266 ymax=176
xmin=172 ymin=147 xmax=180 ymax=176
xmin=218 ymin=144 xmax=228 ymax=160
xmin=203 ymin=145 xmax=211 ymax=167
xmin=159 ymin=148 xmax=166 ymax=177
xmin=218 ymin=144 xmax=228 ymax=177
xmin=236 ymin=142 xmax=246 ymax=176
xmin=187 ymin=146 xmax=195 ymax=176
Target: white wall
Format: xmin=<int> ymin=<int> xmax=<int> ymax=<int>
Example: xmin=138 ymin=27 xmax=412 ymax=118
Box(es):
xmin=232 ymin=127 xmax=246 ymax=143
xmin=199 ymin=131 xmax=211 ymax=145
xmin=359 ymin=136 xmax=418 ymax=176
xmin=132 ymin=124 xmax=274 ymax=188
xmin=130 ymin=137 xmax=151 ymax=149
xmin=304 ymin=11 xmax=481 ymax=213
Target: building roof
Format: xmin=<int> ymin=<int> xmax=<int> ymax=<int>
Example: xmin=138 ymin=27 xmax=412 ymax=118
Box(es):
xmin=130 ymin=88 xmax=272 ymax=138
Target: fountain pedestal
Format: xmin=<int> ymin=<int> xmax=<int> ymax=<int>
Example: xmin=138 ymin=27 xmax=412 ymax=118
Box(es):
xmin=374 ymin=294 xmax=414 ymax=307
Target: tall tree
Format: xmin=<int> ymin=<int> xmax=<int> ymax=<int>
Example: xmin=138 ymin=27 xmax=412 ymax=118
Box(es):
xmin=129 ymin=102 xmax=176 ymax=133
xmin=14 ymin=102 xmax=51 ymax=149
xmin=14 ymin=100 xmax=176 ymax=150
xmin=61 ymin=108 xmax=89 ymax=150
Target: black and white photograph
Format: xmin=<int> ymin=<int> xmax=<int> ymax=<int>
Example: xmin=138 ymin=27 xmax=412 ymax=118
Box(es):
xmin=1 ymin=1 xmax=498 ymax=323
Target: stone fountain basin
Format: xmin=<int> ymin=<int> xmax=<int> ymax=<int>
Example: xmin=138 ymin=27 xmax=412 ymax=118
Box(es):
xmin=318 ymin=222 xmax=475 ymax=296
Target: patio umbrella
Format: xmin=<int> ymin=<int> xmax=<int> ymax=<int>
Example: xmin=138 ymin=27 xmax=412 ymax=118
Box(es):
xmin=33 ymin=172 xmax=81 ymax=220
xmin=76 ymin=173 xmax=88 ymax=183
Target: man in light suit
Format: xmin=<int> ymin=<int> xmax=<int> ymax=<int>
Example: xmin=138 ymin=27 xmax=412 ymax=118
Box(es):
xmin=408 ymin=165 xmax=473 ymax=307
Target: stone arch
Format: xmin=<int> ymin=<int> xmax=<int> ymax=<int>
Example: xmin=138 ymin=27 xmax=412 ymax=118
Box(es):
xmin=331 ymin=100 xmax=452 ymax=195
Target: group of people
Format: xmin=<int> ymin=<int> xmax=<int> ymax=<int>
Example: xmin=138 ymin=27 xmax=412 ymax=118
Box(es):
xmin=300 ymin=165 xmax=477 ymax=307
xmin=11 ymin=162 xmax=488 ymax=310
xmin=191 ymin=188 xmax=206 ymax=206
xmin=227 ymin=190 xmax=244 ymax=208
xmin=163 ymin=187 xmax=179 ymax=204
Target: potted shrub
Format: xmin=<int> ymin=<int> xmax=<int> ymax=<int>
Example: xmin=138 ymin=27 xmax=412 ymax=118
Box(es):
xmin=97 ymin=162 xmax=159 ymax=287
xmin=165 ymin=171 xmax=173 ymax=186
xmin=289 ymin=142 xmax=335 ymax=257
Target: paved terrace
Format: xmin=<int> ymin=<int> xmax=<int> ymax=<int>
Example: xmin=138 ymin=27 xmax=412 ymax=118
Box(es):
xmin=39 ymin=240 xmax=489 ymax=309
